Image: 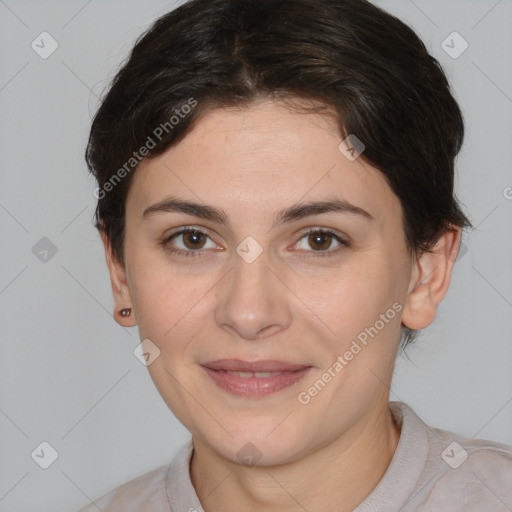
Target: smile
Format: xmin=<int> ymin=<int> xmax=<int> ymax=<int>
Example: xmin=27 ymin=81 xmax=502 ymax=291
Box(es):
xmin=201 ymin=359 xmax=312 ymax=398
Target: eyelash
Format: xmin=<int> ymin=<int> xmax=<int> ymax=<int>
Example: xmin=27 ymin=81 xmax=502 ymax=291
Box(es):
xmin=162 ymin=226 xmax=349 ymax=259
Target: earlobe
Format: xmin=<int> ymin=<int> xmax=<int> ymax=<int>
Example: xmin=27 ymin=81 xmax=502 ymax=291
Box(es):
xmin=401 ymin=227 xmax=461 ymax=331
xmin=114 ymin=307 xmax=137 ymax=327
xmin=99 ymin=230 xmax=137 ymax=327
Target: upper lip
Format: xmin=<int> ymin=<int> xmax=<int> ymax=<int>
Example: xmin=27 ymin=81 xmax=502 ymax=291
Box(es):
xmin=201 ymin=359 xmax=310 ymax=372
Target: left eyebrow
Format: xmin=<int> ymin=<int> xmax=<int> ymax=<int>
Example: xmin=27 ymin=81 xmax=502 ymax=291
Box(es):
xmin=141 ymin=196 xmax=374 ymax=228
xmin=274 ymin=198 xmax=374 ymax=226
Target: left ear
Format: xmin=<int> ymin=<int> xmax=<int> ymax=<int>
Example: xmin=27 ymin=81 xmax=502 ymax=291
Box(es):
xmin=401 ymin=226 xmax=462 ymax=330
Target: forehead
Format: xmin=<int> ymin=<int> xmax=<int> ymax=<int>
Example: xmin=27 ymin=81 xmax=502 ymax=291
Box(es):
xmin=127 ymin=100 xmax=401 ymax=228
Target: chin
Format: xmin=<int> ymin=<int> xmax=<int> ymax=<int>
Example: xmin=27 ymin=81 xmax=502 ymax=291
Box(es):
xmin=195 ymin=416 xmax=313 ymax=467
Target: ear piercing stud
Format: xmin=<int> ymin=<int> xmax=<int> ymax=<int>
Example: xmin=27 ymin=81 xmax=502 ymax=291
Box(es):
xmin=120 ymin=308 xmax=132 ymax=317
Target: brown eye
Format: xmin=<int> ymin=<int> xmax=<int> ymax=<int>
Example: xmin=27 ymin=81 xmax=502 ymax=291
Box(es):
xmin=294 ymin=229 xmax=349 ymax=256
xmin=181 ymin=230 xmax=207 ymax=249
xmin=163 ymin=227 xmax=219 ymax=258
xmin=308 ymin=231 xmax=333 ymax=251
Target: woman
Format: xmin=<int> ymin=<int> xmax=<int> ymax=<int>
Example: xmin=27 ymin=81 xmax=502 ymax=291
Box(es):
xmin=77 ymin=0 xmax=512 ymax=510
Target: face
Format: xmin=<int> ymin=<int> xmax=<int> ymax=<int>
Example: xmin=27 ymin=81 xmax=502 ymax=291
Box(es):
xmin=105 ymin=99 xmax=450 ymax=466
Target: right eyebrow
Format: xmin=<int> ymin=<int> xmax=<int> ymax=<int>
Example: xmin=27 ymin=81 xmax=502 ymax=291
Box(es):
xmin=142 ymin=197 xmax=231 ymax=227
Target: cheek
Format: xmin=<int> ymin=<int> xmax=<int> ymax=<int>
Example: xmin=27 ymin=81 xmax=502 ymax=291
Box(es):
xmin=307 ymin=258 xmax=403 ymax=361
xmin=129 ymin=256 xmax=211 ymax=346
xmin=310 ymin=260 xmax=391 ymax=325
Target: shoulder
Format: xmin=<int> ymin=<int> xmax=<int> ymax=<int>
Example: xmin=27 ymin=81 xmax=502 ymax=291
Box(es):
xmin=428 ymin=417 xmax=512 ymax=472
xmin=396 ymin=402 xmax=512 ymax=510
xmin=430 ymin=426 xmax=512 ymax=502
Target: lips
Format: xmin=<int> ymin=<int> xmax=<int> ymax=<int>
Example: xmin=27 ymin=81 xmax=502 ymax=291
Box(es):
xmin=202 ymin=359 xmax=309 ymax=372
xmin=201 ymin=359 xmax=312 ymax=398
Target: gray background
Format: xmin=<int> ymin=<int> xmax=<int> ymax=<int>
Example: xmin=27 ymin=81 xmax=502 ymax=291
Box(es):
xmin=0 ymin=1 xmax=511 ymax=510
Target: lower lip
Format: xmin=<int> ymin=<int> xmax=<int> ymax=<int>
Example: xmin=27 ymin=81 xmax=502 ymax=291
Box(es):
xmin=202 ymin=367 xmax=312 ymax=398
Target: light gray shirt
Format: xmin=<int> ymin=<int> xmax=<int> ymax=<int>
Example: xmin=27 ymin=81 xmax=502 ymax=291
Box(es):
xmin=76 ymin=401 xmax=512 ymax=511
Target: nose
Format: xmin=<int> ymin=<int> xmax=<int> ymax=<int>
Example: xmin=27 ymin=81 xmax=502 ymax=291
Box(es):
xmin=214 ymin=249 xmax=292 ymax=341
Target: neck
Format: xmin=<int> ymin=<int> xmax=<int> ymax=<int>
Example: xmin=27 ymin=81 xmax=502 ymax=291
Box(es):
xmin=190 ymin=401 xmax=401 ymax=512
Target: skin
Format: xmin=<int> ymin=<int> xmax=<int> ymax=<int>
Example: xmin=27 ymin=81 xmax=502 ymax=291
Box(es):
xmin=101 ymin=98 xmax=461 ymax=511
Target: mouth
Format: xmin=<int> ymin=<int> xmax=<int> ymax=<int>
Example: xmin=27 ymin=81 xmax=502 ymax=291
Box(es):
xmin=200 ymin=359 xmax=313 ymax=398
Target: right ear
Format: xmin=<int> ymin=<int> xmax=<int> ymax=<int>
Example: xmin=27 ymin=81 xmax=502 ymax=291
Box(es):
xmin=99 ymin=229 xmax=137 ymax=327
